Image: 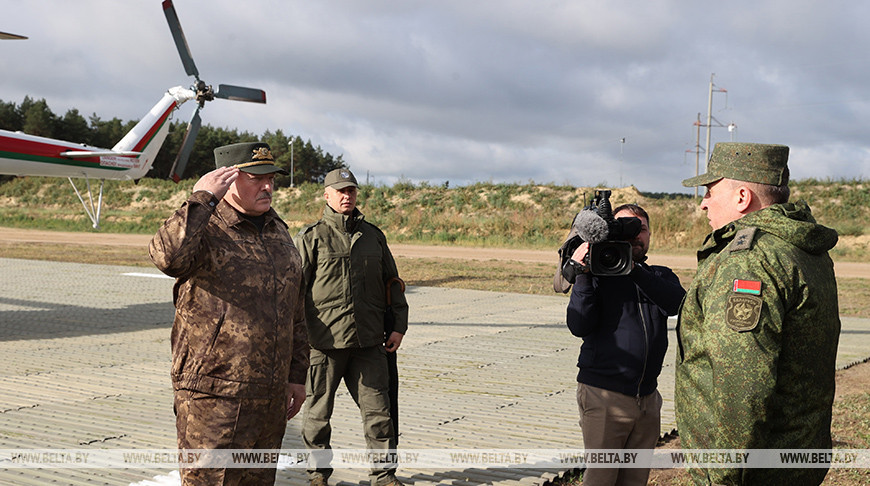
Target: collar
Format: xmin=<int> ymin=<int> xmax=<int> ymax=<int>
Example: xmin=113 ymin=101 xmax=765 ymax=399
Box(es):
xmin=217 ymin=199 xmax=280 ymax=231
xmin=323 ymin=205 xmax=364 ymax=232
xmin=697 ymin=221 xmax=740 ymax=260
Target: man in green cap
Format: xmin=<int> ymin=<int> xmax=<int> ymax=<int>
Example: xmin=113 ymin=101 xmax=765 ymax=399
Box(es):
xmin=295 ymin=168 xmax=409 ymax=486
xmin=676 ymin=142 xmax=840 ymax=485
xmin=150 ymin=142 xmax=309 ymax=486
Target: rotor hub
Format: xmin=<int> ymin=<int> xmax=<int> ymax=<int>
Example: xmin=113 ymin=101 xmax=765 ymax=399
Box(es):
xmin=194 ymin=80 xmax=215 ymax=104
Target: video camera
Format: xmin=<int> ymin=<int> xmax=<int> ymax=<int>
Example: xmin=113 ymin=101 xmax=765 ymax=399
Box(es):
xmin=554 ymin=190 xmax=642 ymax=290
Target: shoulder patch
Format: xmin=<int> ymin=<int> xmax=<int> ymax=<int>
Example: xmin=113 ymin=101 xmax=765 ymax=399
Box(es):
xmin=729 ymin=227 xmax=757 ymax=252
xmin=725 ymin=293 xmax=762 ymax=331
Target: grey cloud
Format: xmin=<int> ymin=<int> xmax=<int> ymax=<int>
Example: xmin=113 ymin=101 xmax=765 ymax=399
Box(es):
xmin=1 ymin=0 xmax=867 ymax=193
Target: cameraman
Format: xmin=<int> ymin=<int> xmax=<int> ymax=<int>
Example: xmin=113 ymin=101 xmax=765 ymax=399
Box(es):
xmin=566 ymin=204 xmax=685 ymax=486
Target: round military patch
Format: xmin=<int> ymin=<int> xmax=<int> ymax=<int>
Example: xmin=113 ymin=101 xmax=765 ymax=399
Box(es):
xmin=726 ymin=293 xmax=762 ymax=331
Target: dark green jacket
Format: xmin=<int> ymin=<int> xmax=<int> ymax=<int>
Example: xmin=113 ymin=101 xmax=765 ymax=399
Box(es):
xmin=294 ymin=206 xmax=409 ymax=350
xmin=675 ymin=201 xmax=840 ymax=485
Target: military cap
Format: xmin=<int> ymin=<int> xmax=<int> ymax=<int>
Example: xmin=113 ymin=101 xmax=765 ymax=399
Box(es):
xmin=324 ymin=168 xmax=358 ymax=189
xmin=682 ymin=142 xmax=789 ymax=187
xmin=213 ymin=142 xmax=289 ymax=175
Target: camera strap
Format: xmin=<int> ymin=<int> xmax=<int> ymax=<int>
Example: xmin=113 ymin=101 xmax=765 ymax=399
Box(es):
xmin=553 ymin=226 xmax=581 ymax=293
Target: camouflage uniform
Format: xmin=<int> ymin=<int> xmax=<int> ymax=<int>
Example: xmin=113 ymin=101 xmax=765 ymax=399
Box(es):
xmin=150 ymin=189 xmax=309 ymax=486
xmin=294 ymin=204 xmax=409 ymax=486
xmin=675 ymin=201 xmax=840 ymax=485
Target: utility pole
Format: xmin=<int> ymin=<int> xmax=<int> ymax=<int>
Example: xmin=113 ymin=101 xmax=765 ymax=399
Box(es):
xmin=687 ymin=74 xmax=728 ymax=197
xmin=686 ymin=113 xmax=704 ymax=197
xmin=704 ymin=73 xmax=728 ymax=171
xmin=618 ymin=137 xmax=625 ymax=187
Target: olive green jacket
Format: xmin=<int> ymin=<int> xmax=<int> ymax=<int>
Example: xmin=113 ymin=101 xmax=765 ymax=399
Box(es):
xmin=150 ymin=190 xmax=309 ymax=398
xmin=675 ymin=201 xmax=840 ymax=485
xmin=294 ymin=206 xmax=409 ymax=350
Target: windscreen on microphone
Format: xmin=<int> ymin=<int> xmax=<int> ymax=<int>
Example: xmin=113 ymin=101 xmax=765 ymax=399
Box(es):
xmin=572 ymin=209 xmax=609 ymax=244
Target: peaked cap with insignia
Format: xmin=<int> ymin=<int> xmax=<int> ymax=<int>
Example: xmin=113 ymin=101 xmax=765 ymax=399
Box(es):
xmin=214 ymin=142 xmax=289 ymax=175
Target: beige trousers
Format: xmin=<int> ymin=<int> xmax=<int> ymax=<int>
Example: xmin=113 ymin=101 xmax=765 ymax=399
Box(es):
xmin=577 ymin=383 xmax=662 ymax=486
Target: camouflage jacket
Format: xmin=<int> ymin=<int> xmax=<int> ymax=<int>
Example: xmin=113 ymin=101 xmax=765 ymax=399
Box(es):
xmin=150 ymin=190 xmax=309 ymax=398
xmin=294 ymin=206 xmax=409 ymax=350
xmin=675 ymin=201 xmax=840 ymax=485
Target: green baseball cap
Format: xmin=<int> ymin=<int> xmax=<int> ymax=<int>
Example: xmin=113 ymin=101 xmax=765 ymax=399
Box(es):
xmin=213 ymin=142 xmax=289 ymax=175
xmin=324 ymin=168 xmax=358 ymax=189
xmin=682 ymin=142 xmax=789 ymax=187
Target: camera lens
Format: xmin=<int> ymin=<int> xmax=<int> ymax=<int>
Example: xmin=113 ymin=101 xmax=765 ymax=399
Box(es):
xmin=589 ymin=241 xmax=632 ymax=276
xmin=599 ymin=247 xmax=622 ymax=270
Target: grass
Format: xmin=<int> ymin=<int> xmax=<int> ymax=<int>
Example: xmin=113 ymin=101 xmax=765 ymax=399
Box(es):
xmin=396 ymin=257 xmax=558 ymax=296
xmin=0 ymin=241 xmax=153 ymax=267
xmin=838 ymin=279 xmax=870 ymax=318
xmin=1 ymin=177 xmax=867 ymax=258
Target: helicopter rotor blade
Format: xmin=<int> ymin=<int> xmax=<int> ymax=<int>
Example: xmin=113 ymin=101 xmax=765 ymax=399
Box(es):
xmin=215 ymin=84 xmax=267 ymax=103
xmin=0 ymin=31 xmax=28 ymax=40
xmin=160 ymin=1 xmax=267 ymax=182
xmin=169 ymin=108 xmax=202 ymax=183
xmin=162 ymin=0 xmax=199 ymax=80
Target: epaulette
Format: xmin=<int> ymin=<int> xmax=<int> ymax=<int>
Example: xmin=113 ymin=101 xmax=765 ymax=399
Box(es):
xmin=296 ymin=220 xmax=322 ymax=237
xmin=729 ymin=226 xmax=757 ymax=252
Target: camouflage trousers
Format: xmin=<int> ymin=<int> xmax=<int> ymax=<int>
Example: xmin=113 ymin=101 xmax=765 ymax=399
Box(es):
xmin=174 ymin=390 xmax=287 ymax=486
xmin=303 ymin=346 xmax=397 ymax=485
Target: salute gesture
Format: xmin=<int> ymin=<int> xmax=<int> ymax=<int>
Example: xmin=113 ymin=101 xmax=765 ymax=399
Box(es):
xmin=193 ymin=166 xmax=239 ymax=200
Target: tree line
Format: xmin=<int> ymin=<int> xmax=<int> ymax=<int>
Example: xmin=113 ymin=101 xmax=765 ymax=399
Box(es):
xmin=0 ymin=96 xmax=346 ymax=185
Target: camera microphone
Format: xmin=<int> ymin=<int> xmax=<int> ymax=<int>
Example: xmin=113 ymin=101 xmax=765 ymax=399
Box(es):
xmin=555 ymin=189 xmax=640 ymax=292
xmin=572 ymin=209 xmax=609 ymax=245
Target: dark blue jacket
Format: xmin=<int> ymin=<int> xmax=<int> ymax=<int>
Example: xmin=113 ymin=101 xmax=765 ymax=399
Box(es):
xmin=566 ymin=261 xmax=685 ymax=397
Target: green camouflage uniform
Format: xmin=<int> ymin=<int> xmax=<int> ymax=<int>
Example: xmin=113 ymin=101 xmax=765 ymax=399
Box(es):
xmin=675 ymin=201 xmax=840 ymax=485
xmin=294 ymin=205 xmax=408 ymax=485
xmin=150 ymin=190 xmax=309 ymax=486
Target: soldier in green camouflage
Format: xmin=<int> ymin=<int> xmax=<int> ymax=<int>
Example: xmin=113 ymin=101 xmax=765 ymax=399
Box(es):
xmin=150 ymin=142 xmax=309 ymax=486
xmin=677 ymin=142 xmax=840 ymax=485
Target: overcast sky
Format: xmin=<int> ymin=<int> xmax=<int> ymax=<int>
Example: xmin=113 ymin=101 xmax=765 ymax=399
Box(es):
xmin=3 ymin=0 xmax=869 ymax=193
